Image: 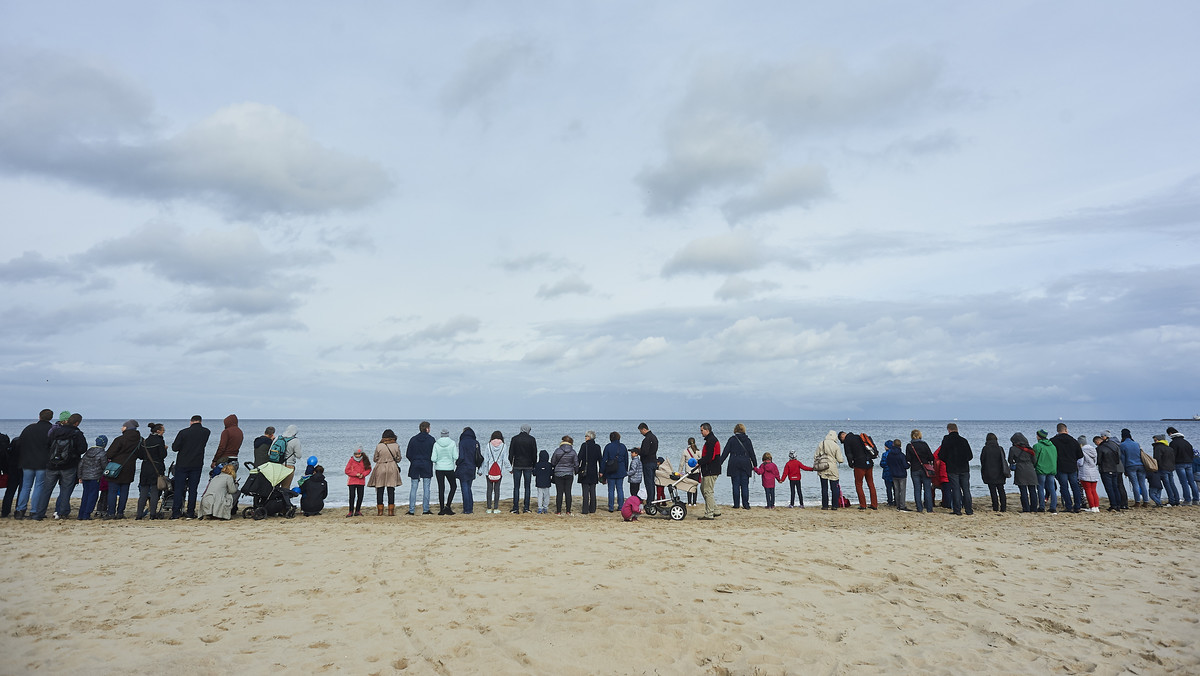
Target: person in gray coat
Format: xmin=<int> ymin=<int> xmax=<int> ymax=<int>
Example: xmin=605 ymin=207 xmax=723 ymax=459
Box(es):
xmin=1008 ymin=432 xmax=1037 ymax=513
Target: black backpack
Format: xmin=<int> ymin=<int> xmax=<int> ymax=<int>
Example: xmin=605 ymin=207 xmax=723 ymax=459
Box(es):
xmin=47 ymin=434 xmax=73 ymax=470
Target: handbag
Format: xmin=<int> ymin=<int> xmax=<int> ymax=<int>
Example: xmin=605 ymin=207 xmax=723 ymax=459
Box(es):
xmin=1140 ymin=449 xmax=1158 ymax=472
xmin=474 ymin=444 xmax=484 ymax=469
xmin=104 ymin=439 xmax=143 ymax=480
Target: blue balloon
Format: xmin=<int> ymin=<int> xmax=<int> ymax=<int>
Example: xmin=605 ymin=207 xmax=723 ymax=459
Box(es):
xmin=307 ymin=455 xmax=318 ymax=466
xmin=688 ymin=458 xmax=698 ymax=467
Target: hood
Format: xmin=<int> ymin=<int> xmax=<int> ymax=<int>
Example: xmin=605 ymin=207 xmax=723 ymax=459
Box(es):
xmin=1010 ymin=432 xmax=1030 ymax=447
xmin=224 ymin=414 xmax=239 ymax=428
xmin=460 ymin=427 xmax=476 ymax=441
xmin=490 ymin=438 xmax=504 ymax=448
xmin=539 ymin=450 xmax=550 ymax=463
xmin=283 ymin=424 xmax=298 ymax=437
xmin=824 ymin=430 xmax=839 ymax=444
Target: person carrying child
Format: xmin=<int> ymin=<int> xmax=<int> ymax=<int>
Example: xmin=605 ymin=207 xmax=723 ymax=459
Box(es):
xmin=345 ymin=448 xmax=371 ymax=517
xmin=754 ymin=452 xmax=783 ymax=508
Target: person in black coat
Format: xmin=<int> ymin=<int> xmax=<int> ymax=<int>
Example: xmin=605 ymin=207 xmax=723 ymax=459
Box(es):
xmin=508 ymin=424 xmax=537 ymax=513
xmin=637 ymin=423 xmax=659 ymax=507
xmin=724 ymin=424 xmax=758 ymax=510
xmin=978 ymin=432 xmax=1010 ymax=512
xmin=940 ymin=423 xmax=974 ymax=515
xmin=0 ymin=432 xmax=17 ymax=518
xmin=300 ymin=466 xmax=328 ymax=516
xmin=1050 ymin=423 xmax=1084 ymax=513
xmin=406 ymin=422 xmax=436 ymax=515
xmin=105 ymin=421 xmax=144 ymax=519
xmin=171 ymin=415 xmax=211 ymax=519
xmin=136 ymin=423 xmax=169 ymax=520
xmin=38 ymin=413 xmax=87 ymax=520
xmin=576 ymin=431 xmax=603 ymax=515
xmin=14 ymin=409 xmax=53 ymax=520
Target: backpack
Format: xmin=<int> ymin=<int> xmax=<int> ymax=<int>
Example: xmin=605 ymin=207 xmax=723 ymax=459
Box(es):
xmin=487 ymin=461 xmax=502 ymax=481
xmin=861 ymin=433 xmax=878 ymax=459
xmin=605 ymin=456 xmax=619 ymax=476
xmin=268 ymin=436 xmax=292 ymax=464
xmin=47 ymin=434 xmax=73 ymax=470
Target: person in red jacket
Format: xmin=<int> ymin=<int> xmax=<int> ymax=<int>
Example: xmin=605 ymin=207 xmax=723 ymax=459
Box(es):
xmin=780 ymin=451 xmax=814 ymax=508
xmin=344 ymin=448 xmax=371 ymax=517
xmin=697 ymin=422 xmax=723 ymax=520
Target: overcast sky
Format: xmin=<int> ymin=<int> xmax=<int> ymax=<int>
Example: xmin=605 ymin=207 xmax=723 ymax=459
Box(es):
xmin=1 ymin=1 xmax=1197 ymax=421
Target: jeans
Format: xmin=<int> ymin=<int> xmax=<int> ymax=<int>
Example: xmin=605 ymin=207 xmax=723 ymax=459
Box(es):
xmin=106 ymin=482 xmax=131 ymax=516
xmin=78 ymin=480 xmax=101 ymax=519
xmin=607 ymin=478 xmax=625 ymax=511
xmin=1037 ymin=474 xmax=1057 ymax=510
xmin=947 ymin=472 xmax=973 ymax=514
xmin=1161 ymin=470 xmax=1180 ymax=505
xmin=701 ymin=475 xmax=717 ymax=517
xmin=764 ymin=486 xmax=775 ymax=508
xmin=884 ymin=476 xmax=895 ymax=505
xmin=554 ymin=475 xmax=573 ymax=513
xmin=1018 ymin=484 xmax=1036 ymax=512
xmin=17 ymin=468 xmax=46 ymax=514
xmin=2 ymin=468 xmax=22 ymax=516
xmin=853 ymin=467 xmax=877 ymax=508
xmin=1100 ymin=472 xmax=1125 ymax=509
xmin=38 ymin=466 xmax=78 ymax=518
xmin=537 ymin=486 xmax=550 ymax=512
xmin=729 ymin=473 xmax=750 ymax=508
xmin=1176 ymin=465 xmax=1198 ymax=503
xmin=1126 ymin=467 xmax=1149 ymax=503
xmin=892 ymin=478 xmax=907 ymax=509
xmin=1055 ymin=471 xmax=1083 ymax=512
xmin=511 ymin=468 xmax=532 ymax=512
xmin=580 ymin=481 xmax=596 ymax=514
xmin=459 ymin=477 xmax=474 ymax=514
xmin=137 ymin=483 xmax=163 ymax=518
xmin=789 ymin=479 xmax=805 ymax=507
xmin=820 ymin=478 xmax=841 ymax=509
xmin=1147 ymin=471 xmax=1166 ymax=506
xmin=486 ymin=480 xmax=502 ymax=510
xmin=173 ymin=466 xmax=202 ymax=516
xmin=408 ymin=476 xmax=431 ymax=513
xmin=911 ymin=473 xmax=933 ymax=512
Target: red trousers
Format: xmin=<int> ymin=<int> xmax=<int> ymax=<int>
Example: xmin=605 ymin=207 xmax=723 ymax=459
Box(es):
xmin=854 ymin=468 xmax=878 ymax=508
xmin=1082 ymin=481 xmax=1099 ymax=508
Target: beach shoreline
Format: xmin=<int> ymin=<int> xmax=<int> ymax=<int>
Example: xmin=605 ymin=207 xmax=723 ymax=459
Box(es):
xmin=3 ymin=500 xmax=1199 ymax=675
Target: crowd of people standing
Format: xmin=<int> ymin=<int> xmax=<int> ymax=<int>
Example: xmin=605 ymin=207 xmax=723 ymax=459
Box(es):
xmin=2 ymin=410 xmax=1197 ymax=522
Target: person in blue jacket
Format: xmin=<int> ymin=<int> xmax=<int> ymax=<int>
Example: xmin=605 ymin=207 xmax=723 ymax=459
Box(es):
xmin=456 ymin=427 xmax=480 ymax=515
xmin=724 ymin=423 xmax=758 ymax=510
xmin=881 ymin=441 xmax=895 ymax=506
xmin=602 ymin=431 xmax=628 ymax=513
xmin=532 ymin=450 xmax=554 ymax=514
xmin=885 ymin=439 xmax=910 ymax=511
xmin=406 ymin=421 xmax=435 ymax=515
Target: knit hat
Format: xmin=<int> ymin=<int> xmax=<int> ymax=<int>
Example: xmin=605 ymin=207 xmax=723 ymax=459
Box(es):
xmin=520 ymin=424 xmax=531 ymax=434
xmin=1077 ymin=435 xmax=1087 ymax=446
xmin=1036 ymin=429 xmax=1048 ymax=440
xmin=123 ymin=419 xmax=139 ymax=429
xmin=440 ymin=429 xmax=450 ymax=437
xmin=95 ymin=435 xmax=108 ymax=447
xmin=788 ymin=451 xmax=796 ymax=459
xmin=1153 ymin=434 xmax=1167 ymax=442
xmin=58 ymin=410 xmax=71 ymax=422
xmin=1101 ymin=430 xmax=1114 ymax=439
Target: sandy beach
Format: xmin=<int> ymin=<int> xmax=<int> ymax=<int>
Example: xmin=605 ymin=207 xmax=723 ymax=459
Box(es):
xmin=2 ymin=501 xmax=1198 ymax=675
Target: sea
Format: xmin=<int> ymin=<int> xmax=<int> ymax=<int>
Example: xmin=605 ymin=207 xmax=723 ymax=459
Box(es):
xmin=3 ymin=418 xmax=1194 ymax=509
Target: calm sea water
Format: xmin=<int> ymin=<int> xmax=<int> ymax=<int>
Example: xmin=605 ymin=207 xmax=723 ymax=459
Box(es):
xmin=4 ymin=419 xmax=1193 ymax=509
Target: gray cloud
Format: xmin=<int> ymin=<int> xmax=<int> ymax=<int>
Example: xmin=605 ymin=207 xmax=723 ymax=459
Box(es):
xmin=638 ymin=48 xmax=946 ymax=220
xmin=714 ymin=276 xmax=780 ymax=301
xmin=366 ymin=315 xmax=482 ymax=353
xmin=440 ymin=36 xmax=540 ymax=119
xmin=536 ymin=274 xmax=592 ymax=299
xmin=498 ymin=252 xmax=569 ymax=272
xmin=0 ymin=251 xmax=85 ymax=284
xmin=0 ymin=50 xmax=391 ymax=218
xmin=662 ymin=232 xmax=780 ymax=277
xmin=999 ymin=173 xmax=1200 ymax=237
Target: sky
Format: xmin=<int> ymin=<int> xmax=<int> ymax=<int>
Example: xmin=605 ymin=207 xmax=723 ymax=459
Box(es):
xmin=1 ymin=1 xmax=1198 ymax=421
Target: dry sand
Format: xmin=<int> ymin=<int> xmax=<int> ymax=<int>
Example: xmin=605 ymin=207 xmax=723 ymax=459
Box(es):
xmin=2 ymin=500 xmax=1199 ymax=675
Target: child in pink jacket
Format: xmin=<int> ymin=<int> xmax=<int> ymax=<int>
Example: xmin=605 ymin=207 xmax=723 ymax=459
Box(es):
xmin=753 ymin=453 xmax=783 ymax=509
xmin=621 ymin=495 xmax=643 ymax=521
xmin=344 ymin=448 xmax=370 ymax=517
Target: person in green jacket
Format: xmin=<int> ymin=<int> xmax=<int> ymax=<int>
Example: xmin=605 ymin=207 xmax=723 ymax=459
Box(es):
xmin=1033 ymin=429 xmax=1058 ymax=513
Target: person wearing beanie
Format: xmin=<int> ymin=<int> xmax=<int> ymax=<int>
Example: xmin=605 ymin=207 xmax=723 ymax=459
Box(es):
xmin=1166 ymin=427 xmax=1198 ymax=506
xmin=1033 ymin=430 xmax=1058 ymax=513
xmin=1152 ymin=434 xmax=1180 ymax=506
xmin=940 ymin=423 xmax=974 ymax=516
xmin=1078 ymin=435 xmax=1101 ymax=512
xmin=1095 ymin=431 xmax=1128 ymax=511
xmin=406 ymin=422 xmax=435 ymax=515
xmin=432 ymin=428 xmax=458 ymax=515
xmin=77 ymin=435 xmax=109 ymax=520
xmin=103 ymin=420 xmax=143 ymax=519
xmin=37 ymin=412 xmax=87 ymax=520
xmin=508 ymin=424 xmax=537 ymax=513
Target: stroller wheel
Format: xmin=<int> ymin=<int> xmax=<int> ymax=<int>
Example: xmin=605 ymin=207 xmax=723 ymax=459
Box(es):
xmin=644 ymin=503 xmax=658 ymax=516
xmin=669 ymin=504 xmax=687 ymax=521
xmin=252 ymin=507 xmax=267 ymax=520
xmin=285 ymin=506 xmax=297 ymax=519
xmin=241 ymin=508 xmax=255 ymax=519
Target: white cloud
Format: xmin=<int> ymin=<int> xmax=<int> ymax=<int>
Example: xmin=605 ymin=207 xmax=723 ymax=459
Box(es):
xmin=0 ymin=51 xmax=391 ymax=217
xmin=721 ymin=166 xmax=831 ymax=223
xmin=662 ymin=232 xmax=767 ymax=277
xmin=536 ymin=274 xmax=592 ymax=299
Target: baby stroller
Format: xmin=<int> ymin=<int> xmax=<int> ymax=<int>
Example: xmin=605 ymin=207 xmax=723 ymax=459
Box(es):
xmin=644 ymin=458 xmax=698 ymax=521
xmin=239 ymin=461 xmax=297 ymax=520
xmin=155 ymin=462 xmax=176 ymax=519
